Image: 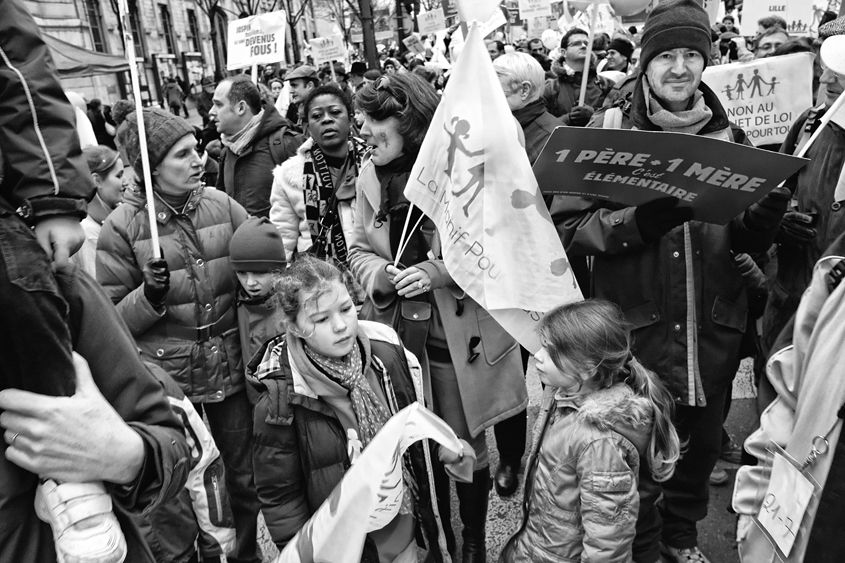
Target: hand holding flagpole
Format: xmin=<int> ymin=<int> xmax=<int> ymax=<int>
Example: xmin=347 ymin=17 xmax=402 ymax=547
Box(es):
xmin=117 ymin=0 xmax=161 ymax=259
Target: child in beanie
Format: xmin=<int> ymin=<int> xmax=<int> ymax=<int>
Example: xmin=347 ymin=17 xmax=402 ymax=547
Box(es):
xmin=230 ymin=216 xmax=287 ymax=374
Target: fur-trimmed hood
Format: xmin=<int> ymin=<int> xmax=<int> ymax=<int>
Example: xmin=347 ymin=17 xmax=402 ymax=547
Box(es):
xmin=272 ymin=136 xmax=313 ymax=194
xmin=563 ymin=383 xmax=653 ymax=454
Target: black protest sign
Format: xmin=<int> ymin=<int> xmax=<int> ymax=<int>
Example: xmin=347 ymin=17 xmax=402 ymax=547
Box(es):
xmin=534 ymin=127 xmax=808 ymax=225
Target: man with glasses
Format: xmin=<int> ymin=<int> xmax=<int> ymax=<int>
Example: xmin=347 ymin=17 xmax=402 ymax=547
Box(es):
xmin=754 ymin=25 xmax=790 ymax=59
xmin=543 ymin=27 xmax=615 ymax=126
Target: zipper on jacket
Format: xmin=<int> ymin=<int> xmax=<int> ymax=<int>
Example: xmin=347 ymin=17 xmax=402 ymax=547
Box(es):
xmin=210 ymin=468 xmax=223 ymax=521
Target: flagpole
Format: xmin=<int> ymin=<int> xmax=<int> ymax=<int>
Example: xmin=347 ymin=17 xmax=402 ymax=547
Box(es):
xmin=577 ymin=1 xmax=598 ymax=108
xmin=117 ymin=0 xmax=161 ymax=259
xmin=795 ymin=90 xmax=845 ymax=158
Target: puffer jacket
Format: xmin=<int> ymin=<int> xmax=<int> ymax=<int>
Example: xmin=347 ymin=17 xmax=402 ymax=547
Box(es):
xmin=249 ymin=321 xmax=451 ymax=562
xmin=501 ymin=384 xmax=652 ymax=563
xmin=761 ymin=106 xmax=845 ymax=352
xmin=269 ymin=137 xmax=364 ymax=262
xmin=349 ymin=160 xmax=527 ymax=437
xmin=134 ymin=362 xmax=236 ymax=562
xmin=543 ymin=58 xmax=615 ymax=123
xmin=733 ymin=234 xmax=845 ymax=562
xmin=217 ymin=103 xmax=303 ymax=218
xmin=550 ymin=75 xmax=778 ymax=402
xmin=96 ymin=186 xmax=248 ymax=402
xmin=0 ymin=0 xmax=93 ymax=220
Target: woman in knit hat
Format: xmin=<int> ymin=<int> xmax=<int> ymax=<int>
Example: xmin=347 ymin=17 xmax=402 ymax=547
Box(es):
xmin=97 ymin=107 xmax=264 ymax=563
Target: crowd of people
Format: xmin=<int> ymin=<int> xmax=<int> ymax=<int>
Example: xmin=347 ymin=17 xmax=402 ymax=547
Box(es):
xmin=4 ymin=0 xmax=845 ymax=561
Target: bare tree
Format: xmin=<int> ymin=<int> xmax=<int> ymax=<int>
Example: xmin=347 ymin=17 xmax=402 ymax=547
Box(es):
xmin=194 ymin=0 xmax=227 ymax=78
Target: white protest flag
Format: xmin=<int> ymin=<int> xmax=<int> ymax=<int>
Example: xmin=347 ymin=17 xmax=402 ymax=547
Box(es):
xmin=404 ymin=18 xmax=583 ymax=354
xmin=276 ymin=403 xmax=462 ymax=563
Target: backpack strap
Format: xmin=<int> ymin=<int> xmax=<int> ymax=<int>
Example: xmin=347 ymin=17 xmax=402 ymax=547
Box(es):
xmin=268 ymin=126 xmax=304 ymax=166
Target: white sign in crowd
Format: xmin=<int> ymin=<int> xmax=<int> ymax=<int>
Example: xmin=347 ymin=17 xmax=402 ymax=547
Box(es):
xmin=226 ymin=11 xmax=286 ymax=70
xmin=703 ymin=52 xmax=814 ymax=146
xmin=309 ymin=35 xmax=347 ymax=65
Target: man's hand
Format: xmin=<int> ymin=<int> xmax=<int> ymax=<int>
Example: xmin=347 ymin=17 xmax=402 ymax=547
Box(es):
xmin=568 ymin=105 xmax=595 ymax=126
xmin=33 ymin=216 xmax=84 ymax=271
xmin=776 ymin=211 xmax=817 ymax=247
xmin=0 ymin=353 xmax=145 ymax=485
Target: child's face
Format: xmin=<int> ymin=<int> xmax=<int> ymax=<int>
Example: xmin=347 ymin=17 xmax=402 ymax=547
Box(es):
xmin=535 ymin=345 xmax=592 ymax=395
xmin=237 ymin=271 xmax=275 ymax=298
xmin=294 ymin=280 xmax=358 ymax=359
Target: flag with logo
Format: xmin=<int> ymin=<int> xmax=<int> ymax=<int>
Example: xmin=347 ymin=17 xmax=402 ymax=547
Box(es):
xmin=403 ymin=3 xmax=582 ymax=354
xmin=276 ymin=403 xmax=462 ymax=563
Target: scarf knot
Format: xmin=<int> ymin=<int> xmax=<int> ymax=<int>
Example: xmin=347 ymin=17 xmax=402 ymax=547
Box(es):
xmin=221 ymin=109 xmax=265 ymax=156
xmin=643 ymin=79 xmax=713 ymax=135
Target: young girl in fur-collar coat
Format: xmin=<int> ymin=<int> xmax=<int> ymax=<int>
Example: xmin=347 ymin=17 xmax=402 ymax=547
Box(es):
xmin=500 ymin=300 xmax=680 ymax=563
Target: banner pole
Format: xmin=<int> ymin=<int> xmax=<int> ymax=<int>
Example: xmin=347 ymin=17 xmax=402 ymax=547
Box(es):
xmin=117 ymin=0 xmax=160 ymax=259
xmin=577 ymin=2 xmax=598 ymax=108
xmin=251 ymin=63 xmax=258 ymax=84
xmin=795 ymin=91 xmax=845 ymax=159
xmin=330 ymin=61 xmax=337 ymax=83
xmin=393 ymin=203 xmax=417 ymax=267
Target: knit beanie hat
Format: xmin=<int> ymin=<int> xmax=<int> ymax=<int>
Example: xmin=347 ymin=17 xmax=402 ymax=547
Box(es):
xmin=608 ymin=38 xmax=635 ymax=61
xmin=229 ymin=217 xmax=287 ymax=272
xmin=116 ymin=107 xmax=195 ymax=178
xmin=640 ymin=0 xmax=712 ymax=71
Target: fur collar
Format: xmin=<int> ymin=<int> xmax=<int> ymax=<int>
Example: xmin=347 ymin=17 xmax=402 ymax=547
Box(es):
xmin=560 ymin=383 xmax=653 ymax=452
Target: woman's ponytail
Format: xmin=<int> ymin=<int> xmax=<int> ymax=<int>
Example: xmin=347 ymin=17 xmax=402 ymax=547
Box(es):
xmin=626 ymin=357 xmax=681 ymax=482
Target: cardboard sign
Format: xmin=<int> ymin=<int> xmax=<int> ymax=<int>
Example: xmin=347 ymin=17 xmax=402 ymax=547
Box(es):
xmin=310 ymin=35 xmax=346 ymax=64
xmin=226 ymin=11 xmax=286 ymax=71
xmin=533 ymin=127 xmax=808 ymax=225
xmin=704 ymin=53 xmax=814 ymax=146
xmin=402 ymin=34 xmax=426 ymax=55
xmin=739 ymin=0 xmax=822 ymax=36
xmin=518 ymin=0 xmax=551 ymax=19
xmin=418 ymin=9 xmax=447 ymax=35
xmin=756 ymin=452 xmax=815 ymax=556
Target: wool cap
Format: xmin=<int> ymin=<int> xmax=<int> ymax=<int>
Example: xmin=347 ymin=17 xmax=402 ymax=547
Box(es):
xmin=229 ymin=216 xmax=287 ymax=272
xmin=820 ymin=15 xmax=845 ymax=40
xmin=608 ymin=38 xmax=635 ymax=61
xmin=116 ymin=108 xmax=195 ymax=178
xmin=640 ymin=0 xmax=712 ymax=71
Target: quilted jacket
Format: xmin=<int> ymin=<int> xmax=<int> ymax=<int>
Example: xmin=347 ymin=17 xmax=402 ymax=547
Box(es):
xmin=96 ymin=186 xmax=248 ymax=402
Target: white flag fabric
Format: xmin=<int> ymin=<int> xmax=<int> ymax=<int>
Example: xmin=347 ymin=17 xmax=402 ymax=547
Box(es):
xmin=403 ymin=21 xmax=582 ymax=354
xmin=276 ymin=403 xmax=462 ymax=563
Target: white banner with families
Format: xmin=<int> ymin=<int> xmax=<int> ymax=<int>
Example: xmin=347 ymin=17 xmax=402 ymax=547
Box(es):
xmin=739 ymin=0 xmax=821 ymax=36
xmin=405 ymin=13 xmax=583 ymax=354
xmin=276 ymin=403 xmax=461 ymax=563
xmin=703 ymin=52 xmax=814 ymax=147
xmin=226 ymin=11 xmax=286 ymax=70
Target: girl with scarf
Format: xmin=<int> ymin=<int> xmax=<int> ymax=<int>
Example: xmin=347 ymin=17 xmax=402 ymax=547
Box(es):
xmin=348 ymin=73 xmax=528 ymax=563
xmin=270 ymin=85 xmax=367 ymax=266
xmin=250 ymin=256 xmax=472 ymax=562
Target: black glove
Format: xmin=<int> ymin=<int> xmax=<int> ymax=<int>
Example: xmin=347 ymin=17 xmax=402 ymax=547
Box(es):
xmin=568 ymin=105 xmax=595 ymax=127
xmin=634 ymin=197 xmax=694 ymax=244
xmin=142 ymin=257 xmax=170 ymax=308
xmin=776 ymin=211 xmax=817 ymax=248
xmin=744 ymin=185 xmax=791 ymax=232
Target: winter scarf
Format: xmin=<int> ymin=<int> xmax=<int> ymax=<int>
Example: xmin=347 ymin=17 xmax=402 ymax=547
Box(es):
xmin=374 ymin=152 xmax=430 ymax=266
xmin=643 ymin=78 xmax=712 ymax=135
xmin=295 ymin=335 xmax=414 ymax=515
xmin=220 ymin=110 xmax=265 ymax=156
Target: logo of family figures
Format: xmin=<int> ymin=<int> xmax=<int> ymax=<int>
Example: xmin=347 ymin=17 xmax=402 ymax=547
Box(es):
xmin=722 ymin=69 xmax=779 ymax=101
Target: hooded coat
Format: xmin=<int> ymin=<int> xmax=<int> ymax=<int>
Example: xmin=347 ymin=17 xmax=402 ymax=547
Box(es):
xmin=501 ymin=384 xmax=653 ymax=563
xmin=733 ymin=233 xmax=845 ymax=562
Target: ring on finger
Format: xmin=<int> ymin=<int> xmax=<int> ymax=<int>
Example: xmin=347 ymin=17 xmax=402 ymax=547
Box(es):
xmin=10 ymin=432 xmax=19 ymax=447
xmin=417 ymin=280 xmax=424 ymax=289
